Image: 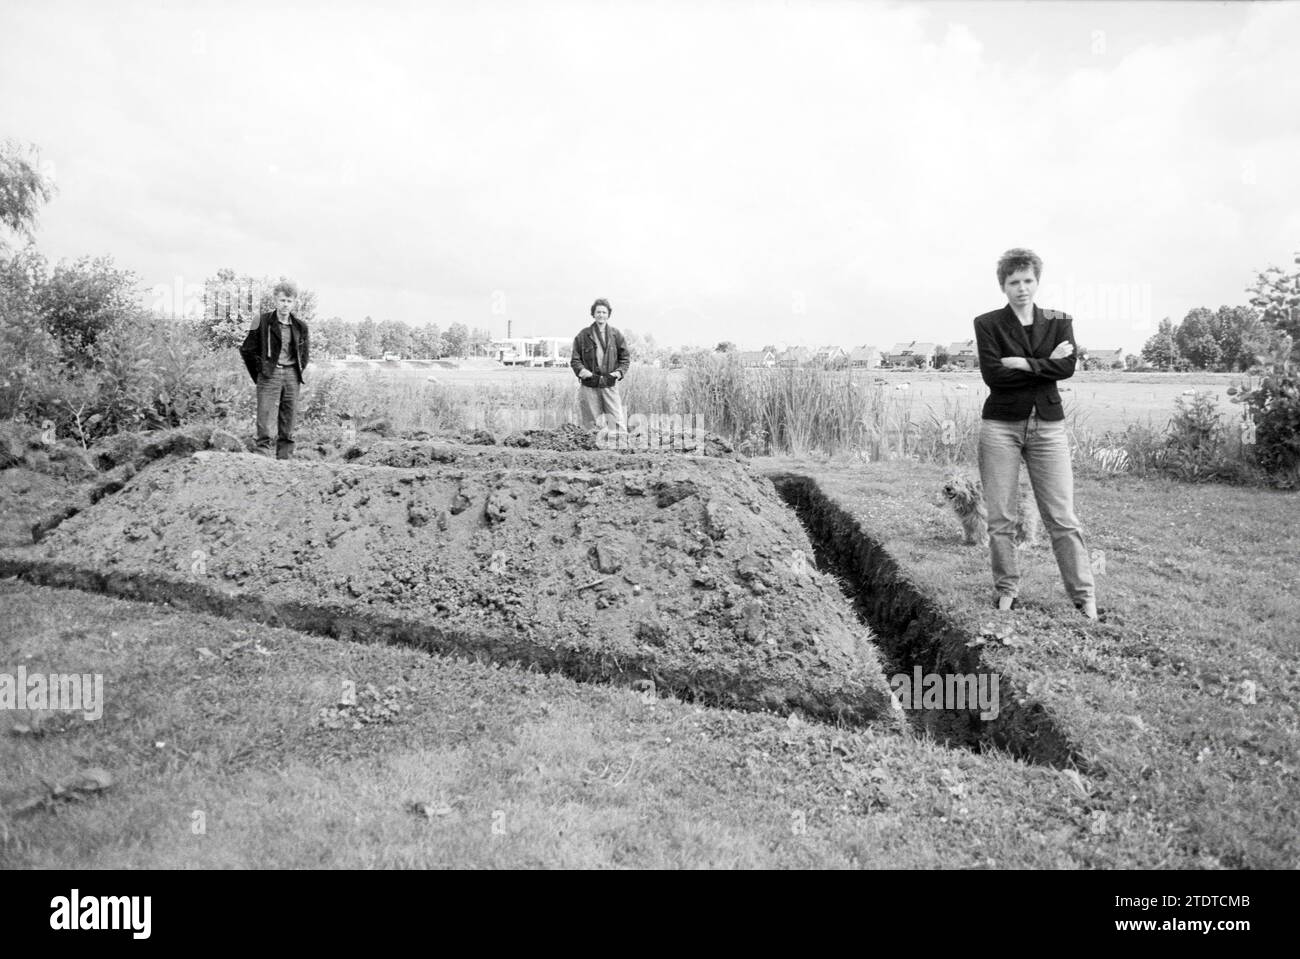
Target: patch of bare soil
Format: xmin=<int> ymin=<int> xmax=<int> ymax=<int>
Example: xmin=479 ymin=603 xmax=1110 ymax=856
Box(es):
xmin=0 ymin=469 xmax=77 ymax=548
xmin=2 ymin=423 xmax=254 ymax=544
xmin=0 ymin=447 xmax=898 ymax=725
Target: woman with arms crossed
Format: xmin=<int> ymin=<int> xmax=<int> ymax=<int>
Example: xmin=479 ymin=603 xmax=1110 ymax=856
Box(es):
xmin=974 ymin=248 xmax=1098 ymax=620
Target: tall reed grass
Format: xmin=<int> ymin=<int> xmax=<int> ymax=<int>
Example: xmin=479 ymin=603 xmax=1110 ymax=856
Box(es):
xmin=301 ymin=353 xmax=991 ymax=465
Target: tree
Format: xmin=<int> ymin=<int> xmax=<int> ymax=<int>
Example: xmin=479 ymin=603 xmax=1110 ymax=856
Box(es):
xmin=1209 ymin=305 xmax=1268 ymax=372
xmin=37 ymin=254 xmax=143 ymax=360
xmin=1246 ymin=253 xmax=1300 ymax=343
xmin=378 ymin=318 xmax=412 ymax=357
xmin=413 ymin=324 xmax=444 ymax=359
xmin=933 ymin=346 xmax=951 ymax=367
xmin=0 ymin=139 xmax=57 ymax=252
xmin=468 ymin=326 xmax=492 ymax=357
xmin=200 ymin=269 xmax=318 ymax=349
xmin=316 ymin=316 xmax=355 ymax=359
xmin=1141 ymin=317 xmax=1180 ymax=370
xmin=715 ymin=341 xmax=737 ymax=353
xmin=1176 ymin=307 xmax=1222 ymax=370
xmin=1124 ymin=354 xmax=1141 ymax=370
xmin=0 ymin=246 xmax=62 ymax=417
xmin=443 ymin=322 xmax=469 ymax=357
xmin=0 ymin=243 xmax=48 ymax=312
xmin=355 ymin=316 xmax=380 ymax=358
xmin=200 ymin=267 xmax=258 ymax=349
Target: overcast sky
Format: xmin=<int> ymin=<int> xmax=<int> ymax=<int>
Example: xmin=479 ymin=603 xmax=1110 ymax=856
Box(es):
xmin=3 ymin=0 xmax=1297 ymax=351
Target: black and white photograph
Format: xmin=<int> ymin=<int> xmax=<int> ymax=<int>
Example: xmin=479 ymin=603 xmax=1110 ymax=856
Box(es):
xmin=0 ymin=0 xmax=1296 ymax=910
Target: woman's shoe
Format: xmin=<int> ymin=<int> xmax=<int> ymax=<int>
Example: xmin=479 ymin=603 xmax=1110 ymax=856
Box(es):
xmin=1074 ymin=600 xmax=1099 ymax=621
xmin=993 ymin=595 xmax=1019 ymax=611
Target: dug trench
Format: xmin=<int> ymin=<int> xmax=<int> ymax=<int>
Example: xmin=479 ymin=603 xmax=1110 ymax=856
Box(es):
xmin=0 ymin=439 xmax=905 ymax=729
xmin=768 ymin=471 xmax=1086 ymax=770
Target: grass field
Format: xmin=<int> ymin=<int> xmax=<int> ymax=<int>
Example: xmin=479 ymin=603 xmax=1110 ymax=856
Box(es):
xmin=316 ymin=364 xmax=1247 ymax=437
xmin=2 ymin=456 xmax=1294 ymax=868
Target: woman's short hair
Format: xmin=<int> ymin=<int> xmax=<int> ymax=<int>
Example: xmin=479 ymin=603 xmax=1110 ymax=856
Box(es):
xmin=273 ymin=280 xmax=298 ymax=299
xmin=590 ymin=298 xmax=612 ymax=317
xmin=996 ymin=249 xmax=1043 ymax=286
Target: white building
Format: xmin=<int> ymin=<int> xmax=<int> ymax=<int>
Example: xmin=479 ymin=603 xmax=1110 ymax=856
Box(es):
xmin=490 ymin=337 xmax=571 ymax=367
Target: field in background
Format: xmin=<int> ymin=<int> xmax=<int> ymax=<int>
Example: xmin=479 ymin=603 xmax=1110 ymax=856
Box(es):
xmin=306 ymin=364 xmax=1248 ymax=461
xmin=319 ymin=363 xmax=1241 ymax=433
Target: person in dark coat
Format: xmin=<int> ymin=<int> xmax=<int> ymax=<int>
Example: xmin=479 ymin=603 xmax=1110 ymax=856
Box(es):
xmin=974 ymin=248 xmax=1097 ymax=620
xmin=239 ymin=280 xmax=310 ymax=459
xmin=570 ymin=298 xmax=630 ymax=432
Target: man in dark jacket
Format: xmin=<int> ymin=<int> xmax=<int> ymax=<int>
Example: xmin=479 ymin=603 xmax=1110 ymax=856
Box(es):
xmin=239 ymin=280 xmax=310 ymax=459
xmin=571 ymin=298 xmax=630 ymax=432
xmin=974 ymin=248 xmax=1096 ymax=620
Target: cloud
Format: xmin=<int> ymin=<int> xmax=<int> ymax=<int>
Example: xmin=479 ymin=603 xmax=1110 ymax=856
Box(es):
xmin=1 ymin=0 xmax=1296 ymax=350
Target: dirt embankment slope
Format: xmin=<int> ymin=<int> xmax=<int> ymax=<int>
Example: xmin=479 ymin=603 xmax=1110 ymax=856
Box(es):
xmin=1 ymin=446 xmax=898 ymax=725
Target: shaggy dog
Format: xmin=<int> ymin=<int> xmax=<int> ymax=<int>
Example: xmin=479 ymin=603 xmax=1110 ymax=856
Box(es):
xmin=942 ymin=473 xmax=1041 ymax=547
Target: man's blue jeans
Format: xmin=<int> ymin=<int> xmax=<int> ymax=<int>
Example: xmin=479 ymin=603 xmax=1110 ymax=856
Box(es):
xmin=255 ymin=365 xmax=300 ymax=459
xmin=977 ymin=414 xmax=1095 ymax=605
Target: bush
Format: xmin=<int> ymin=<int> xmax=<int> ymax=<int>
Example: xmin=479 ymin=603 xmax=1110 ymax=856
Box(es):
xmin=1164 ymin=391 xmax=1225 ymax=476
xmin=300 ymin=371 xmax=351 ymax=425
xmin=1230 ymin=365 xmax=1300 ymax=487
xmin=90 ymin=318 xmax=164 ymax=433
xmin=1085 ymin=393 xmax=1261 ymax=486
xmin=36 ymin=255 xmax=143 ymax=361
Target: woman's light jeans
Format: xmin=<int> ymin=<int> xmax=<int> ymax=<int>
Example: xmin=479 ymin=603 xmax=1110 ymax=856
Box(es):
xmin=977 ymin=413 xmax=1095 ymax=605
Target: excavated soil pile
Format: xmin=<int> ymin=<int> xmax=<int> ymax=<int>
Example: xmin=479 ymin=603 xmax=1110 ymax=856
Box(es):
xmin=0 ymin=448 xmax=898 ymax=725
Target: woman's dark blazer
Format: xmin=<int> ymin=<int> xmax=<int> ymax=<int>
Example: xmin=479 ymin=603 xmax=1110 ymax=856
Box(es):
xmin=973 ymin=304 xmax=1078 ymax=422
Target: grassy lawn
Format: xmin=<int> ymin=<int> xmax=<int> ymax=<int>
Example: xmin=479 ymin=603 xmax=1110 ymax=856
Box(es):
xmin=758 ymin=456 xmax=1300 ymax=868
xmin=1 ymin=455 xmax=1294 ymax=868
xmin=0 ymin=577 xmax=1200 ymax=869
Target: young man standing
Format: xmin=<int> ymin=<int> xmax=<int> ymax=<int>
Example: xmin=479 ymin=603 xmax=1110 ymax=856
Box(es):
xmin=974 ymin=249 xmax=1097 ymax=620
xmin=570 ymin=298 xmax=630 ymax=433
xmin=239 ymin=280 xmax=310 ymax=459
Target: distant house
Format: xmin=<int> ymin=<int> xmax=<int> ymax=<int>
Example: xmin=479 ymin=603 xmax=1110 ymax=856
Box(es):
xmin=884 ymin=341 xmax=937 ymax=368
xmin=778 ymin=346 xmax=813 ymax=367
xmin=946 ymin=340 xmax=978 ymax=369
xmin=736 ymin=350 xmax=776 ymax=368
xmin=1086 ymin=347 xmax=1125 ymax=370
xmin=814 ymin=346 xmax=849 ymax=368
xmin=848 ymin=345 xmax=881 ymax=369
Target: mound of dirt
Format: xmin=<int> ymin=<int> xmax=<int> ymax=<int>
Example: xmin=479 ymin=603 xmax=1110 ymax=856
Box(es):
xmin=21 ymin=425 xmax=265 ymax=544
xmin=1 ymin=447 xmax=897 ymax=725
xmin=501 ymin=423 xmax=598 ymax=451
xmin=89 ymin=424 xmax=249 ymax=472
xmin=0 ymin=421 xmax=98 ymax=480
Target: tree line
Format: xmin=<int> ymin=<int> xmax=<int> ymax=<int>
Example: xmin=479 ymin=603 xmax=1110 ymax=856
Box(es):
xmin=1139 ymin=279 xmax=1298 ymax=372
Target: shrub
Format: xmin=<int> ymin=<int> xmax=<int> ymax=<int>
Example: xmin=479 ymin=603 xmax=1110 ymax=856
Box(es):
xmin=36 ymin=255 xmax=143 ymax=361
xmin=89 ymin=317 xmax=164 ymax=434
xmin=300 ymin=370 xmax=352 ymax=425
xmin=1167 ymin=391 xmax=1224 ymax=454
xmin=1230 ymin=364 xmax=1300 ymax=487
